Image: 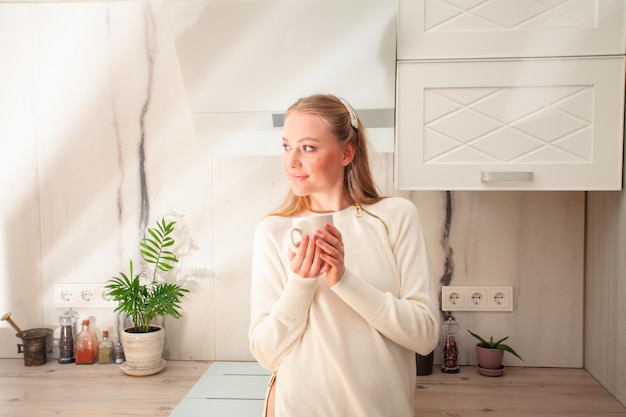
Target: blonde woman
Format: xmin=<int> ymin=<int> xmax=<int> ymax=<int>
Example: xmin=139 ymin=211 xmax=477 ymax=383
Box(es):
xmin=249 ymin=94 xmax=439 ymax=417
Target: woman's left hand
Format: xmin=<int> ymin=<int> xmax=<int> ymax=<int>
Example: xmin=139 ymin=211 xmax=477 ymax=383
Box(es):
xmin=315 ymin=223 xmax=345 ymax=286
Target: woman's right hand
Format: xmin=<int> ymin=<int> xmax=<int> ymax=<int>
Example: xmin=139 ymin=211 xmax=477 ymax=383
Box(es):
xmin=287 ymin=234 xmax=327 ymax=278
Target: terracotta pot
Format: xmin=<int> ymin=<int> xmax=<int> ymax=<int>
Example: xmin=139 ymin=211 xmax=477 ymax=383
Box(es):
xmin=476 ymin=344 xmax=504 ymax=369
xmin=121 ymin=325 xmax=164 ymax=369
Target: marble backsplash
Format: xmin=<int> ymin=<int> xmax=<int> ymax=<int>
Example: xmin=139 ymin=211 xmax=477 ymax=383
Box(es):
xmin=0 ymin=1 xmax=583 ymax=367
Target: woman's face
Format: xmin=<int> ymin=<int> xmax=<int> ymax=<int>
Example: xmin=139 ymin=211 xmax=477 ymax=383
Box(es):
xmin=282 ymin=111 xmax=353 ymax=204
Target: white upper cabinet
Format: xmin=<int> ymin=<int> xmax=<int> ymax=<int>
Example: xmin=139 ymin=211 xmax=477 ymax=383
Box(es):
xmin=396 ymin=0 xmax=626 ymax=190
xmin=396 ymin=57 xmax=625 ymax=190
xmin=398 ymin=0 xmax=626 ymax=59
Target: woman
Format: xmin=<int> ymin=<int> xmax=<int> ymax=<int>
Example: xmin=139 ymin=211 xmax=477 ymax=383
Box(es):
xmin=249 ymin=94 xmax=439 ymax=417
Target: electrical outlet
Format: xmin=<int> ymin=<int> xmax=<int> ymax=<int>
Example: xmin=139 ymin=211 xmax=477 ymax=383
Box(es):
xmin=54 ymin=283 xmax=116 ymax=308
xmin=446 ymin=290 xmax=464 ymax=309
xmin=55 ymin=284 xmax=77 ymax=307
xmin=487 ymin=286 xmax=513 ymax=311
xmin=468 ymin=289 xmax=487 ymax=308
xmin=442 ymin=286 xmax=513 ymax=312
xmin=77 ymin=284 xmax=99 ymax=306
xmin=82 ymin=289 xmax=94 ymax=301
xmin=100 ymin=285 xmax=114 ymax=303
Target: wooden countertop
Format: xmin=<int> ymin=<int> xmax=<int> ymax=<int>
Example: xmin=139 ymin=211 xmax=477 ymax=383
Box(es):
xmin=0 ymin=358 xmax=212 ymax=417
xmin=414 ymin=366 xmax=626 ymax=416
xmin=1 ymin=359 xmax=625 ymax=416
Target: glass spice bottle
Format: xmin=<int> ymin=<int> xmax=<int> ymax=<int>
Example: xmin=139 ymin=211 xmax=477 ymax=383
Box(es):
xmin=114 ymin=342 xmax=125 ymax=364
xmin=58 ymin=312 xmax=75 ymax=364
xmin=75 ymin=319 xmax=98 ymax=364
xmin=98 ymin=330 xmax=114 ymax=364
xmin=441 ymin=316 xmax=460 ymax=373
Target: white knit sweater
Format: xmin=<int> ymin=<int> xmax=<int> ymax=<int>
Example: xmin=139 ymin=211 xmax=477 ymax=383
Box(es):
xmin=249 ymin=197 xmax=440 ymax=417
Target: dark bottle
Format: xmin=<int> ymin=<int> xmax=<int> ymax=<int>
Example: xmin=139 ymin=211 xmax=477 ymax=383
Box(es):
xmin=58 ymin=312 xmax=75 ymax=364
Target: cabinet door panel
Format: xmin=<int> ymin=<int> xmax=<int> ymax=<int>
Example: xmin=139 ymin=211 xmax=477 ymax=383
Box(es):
xmin=398 ymin=0 xmax=626 ymax=59
xmin=396 ymin=57 xmax=625 ymax=190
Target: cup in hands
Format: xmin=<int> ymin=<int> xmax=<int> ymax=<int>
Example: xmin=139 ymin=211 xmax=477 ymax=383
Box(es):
xmin=289 ymin=214 xmax=334 ymax=250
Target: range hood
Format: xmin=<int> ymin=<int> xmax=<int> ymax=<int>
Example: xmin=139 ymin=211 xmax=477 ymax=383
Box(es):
xmin=167 ymin=0 xmax=397 ymax=155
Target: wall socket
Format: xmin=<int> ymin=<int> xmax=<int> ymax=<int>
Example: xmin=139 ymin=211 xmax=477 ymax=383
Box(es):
xmin=54 ymin=283 xmax=116 ymax=308
xmin=442 ymin=285 xmax=513 ymax=312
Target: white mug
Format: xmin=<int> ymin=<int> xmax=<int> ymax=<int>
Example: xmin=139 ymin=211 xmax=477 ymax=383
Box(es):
xmin=289 ymin=214 xmax=334 ymax=248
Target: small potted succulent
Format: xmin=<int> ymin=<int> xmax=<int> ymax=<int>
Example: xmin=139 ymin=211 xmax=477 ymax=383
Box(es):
xmin=106 ymin=216 xmax=189 ymax=375
xmin=468 ymin=329 xmax=523 ymax=377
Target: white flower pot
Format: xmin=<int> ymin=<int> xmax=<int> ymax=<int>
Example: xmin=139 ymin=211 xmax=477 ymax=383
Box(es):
xmin=120 ymin=325 xmax=165 ymax=370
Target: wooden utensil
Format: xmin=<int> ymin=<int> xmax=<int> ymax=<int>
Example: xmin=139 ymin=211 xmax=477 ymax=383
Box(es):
xmin=2 ymin=312 xmax=25 ymax=337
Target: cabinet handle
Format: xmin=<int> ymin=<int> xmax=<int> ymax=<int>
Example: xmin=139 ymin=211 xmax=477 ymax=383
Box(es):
xmin=481 ymin=171 xmax=534 ymax=182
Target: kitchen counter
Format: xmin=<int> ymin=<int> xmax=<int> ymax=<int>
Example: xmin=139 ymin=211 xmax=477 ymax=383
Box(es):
xmin=1 ymin=359 xmax=625 ymax=416
xmin=0 ymin=358 xmax=211 ymax=416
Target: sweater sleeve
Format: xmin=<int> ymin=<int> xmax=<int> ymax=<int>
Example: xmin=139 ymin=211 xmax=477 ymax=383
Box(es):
xmin=331 ymin=199 xmax=440 ymax=355
xmin=248 ymin=219 xmax=318 ymax=371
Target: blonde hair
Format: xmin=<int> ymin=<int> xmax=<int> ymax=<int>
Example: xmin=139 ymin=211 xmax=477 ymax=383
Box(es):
xmin=270 ymin=94 xmax=383 ymax=217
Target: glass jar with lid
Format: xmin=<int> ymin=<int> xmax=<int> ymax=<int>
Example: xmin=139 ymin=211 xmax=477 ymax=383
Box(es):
xmin=441 ymin=316 xmax=460 ymax=373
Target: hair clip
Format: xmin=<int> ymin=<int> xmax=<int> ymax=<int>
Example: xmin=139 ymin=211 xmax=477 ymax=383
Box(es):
xmin=339 ymin=98 xmax=359 ymax=130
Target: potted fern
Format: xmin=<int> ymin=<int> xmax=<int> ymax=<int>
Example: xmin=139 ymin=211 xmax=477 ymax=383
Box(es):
xmin=106 ymin=217 xmax=189 ymax=375
xmin=468 ymin=330 xmax=523 ymax=377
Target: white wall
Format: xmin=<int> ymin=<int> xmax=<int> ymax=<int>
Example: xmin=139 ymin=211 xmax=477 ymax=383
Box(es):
xmin=586 ymin=190 xmax=626 ymax=405
xmin=0 ymin=2 xmax=217 ymax=360
xmin=0 ymin=0 xmax=584 ymax=367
